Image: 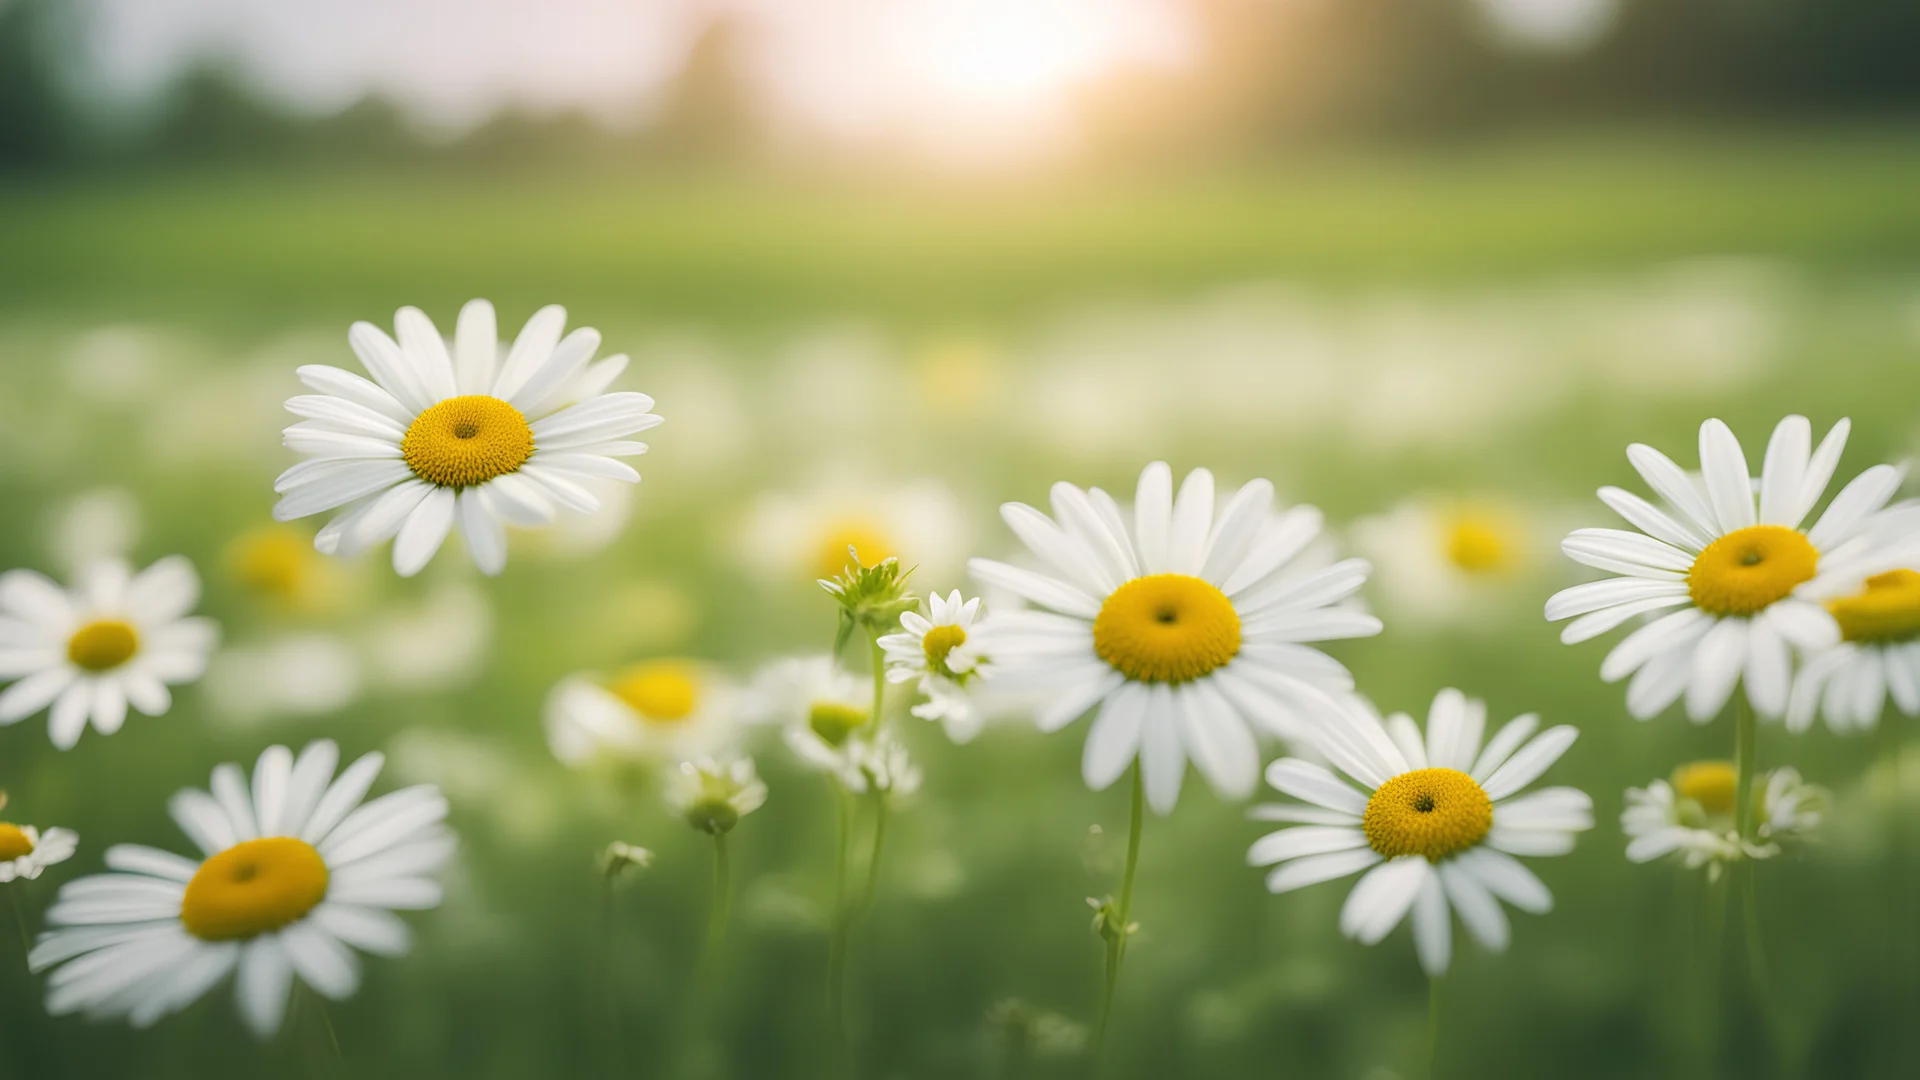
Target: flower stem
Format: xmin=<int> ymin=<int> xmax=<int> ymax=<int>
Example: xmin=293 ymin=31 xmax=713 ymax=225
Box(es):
xmin=859 ymin=794 xmax=891 ymax=916
xmin=708 ymin=831 xmax=733 ymax=956
xmin=826 ymin=781 xmax=855 ymax=1072
xmin=7 ymin=887 xmax=29 ymax=964
xmin=1733 ymin=696 xmax=1757 ymax=844
xmin=1091 ymin=764 xmax=1145 ymax=1063
xmin=1427 ymin=974 xmax=1443 ymax=1080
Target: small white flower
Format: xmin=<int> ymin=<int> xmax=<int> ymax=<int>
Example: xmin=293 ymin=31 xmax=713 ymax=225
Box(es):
xmin=1546 ymin=416 xmax=1905 ymax=723
xmin=0 ymin=557 xmax=218 ymax=749
xmin=745 ymin=656 xmax=874 ymax=779
xmin=878 ymin=590 xmax=991 ymax=743
xmin=667 ymin=757 xmax=769 ymax=834
xmin=1350 ymin=497 xmax=1550 ymax=627
xmin=273 ymin=300 xmax=661 ymax=577
xmin=545 ymin=659 xmax=737 ymax=769
xmin=971 ymin=462 xmax=1379 ymax=815
xmin=0 ymin=821 xmax=78 ymax=883
xmin=31 ymin=740 xmax=453 ymax=1036
xmin=843 ymin=731 xmax=922 ymax=797
xmin=1248 ymin=689 xmax=1591 ymax=976
xmin=1621 ymin=761 xmax=1825 ymax=873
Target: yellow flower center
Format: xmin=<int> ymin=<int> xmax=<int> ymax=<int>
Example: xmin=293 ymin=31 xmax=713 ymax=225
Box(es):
xmin=401 ymin=395 xmax=534 ymax=489
xmin=922 ymin=624 xmax=968 ymax=679
xmin=1363 ymin=768 xmax=1494 ymax=862
xmin=815 ymin=520 xmax=894 ymax=581
xmin=808 ymin=701 xmax=869 ymax=748
xmin=1672 ymin=761 xmax=1738 ymax=815
xmin=226 ymin=525 xmax=314 ymax=601
xmin=180 ymin=837 xmax=330 ymax=942
xmin=1828 ymin=569 xmax=1920 ymax=643
xmin=67 ymin=619 xmax=139 ymax=672
xmin=1687 ymin=525 xmax=1818 ymax=617
xmin=610 ymin=660 xmax=701 ymax=725
xmin=0 ymin=823 xmax=34 ymax=861
xmin=1092 ymin=574 xmax=1242 ymax=684
xmin=1443 ymin=512 xmax=1520 ymax=575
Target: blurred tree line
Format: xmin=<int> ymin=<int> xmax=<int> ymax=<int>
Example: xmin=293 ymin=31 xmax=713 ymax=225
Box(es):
xmin=2 ymin=0 xmax=1918 ymax=174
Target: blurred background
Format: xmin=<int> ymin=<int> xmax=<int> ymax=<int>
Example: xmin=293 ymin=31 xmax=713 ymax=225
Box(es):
xmin=3 ymin=0 xmax=1920 ymax=1076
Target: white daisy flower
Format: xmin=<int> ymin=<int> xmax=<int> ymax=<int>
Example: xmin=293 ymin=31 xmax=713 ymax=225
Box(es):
xmin=744 ymin=656 xmax=874 ymax=778
xmin=0 ymin=820 xmax=78 ymax=882
xmin=1248 ymin=689 xmax=1591 ymax=975
xmin=842 ymin=730 xmax=923 ymax=797
xmin=969 ymin=462 xmax=1379 ymax=815
xmin=30 ymin=740 xmax=453 ymax=1036
xmin=0 ymin=557 xmax=218 ymax=750
xmin=1350 ymin=497 xmax=1547 ymax=626
xmin=667 ymin=757 xmax=769 ymax=835
xmin=878 ymin=589 xmax=991 ymax=743
xmin=274 ymin=300 xmax=661 ymax=577
xmin=1621 ymin=761 xmax=1825 ymax=872
xmin=544 ymin=659 xmax=737 ymax=768
xmin=1545 ymin=416 xmax=1904 ymax=722
xmin=1787 ymin=569 xmax=1920 ymax=733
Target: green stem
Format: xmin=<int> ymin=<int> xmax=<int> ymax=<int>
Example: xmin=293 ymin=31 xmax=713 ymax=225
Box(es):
xmin=859 ymin=793 xmax=891 ymax=916
xmin=708 ymin=831 xmax=733 ymax=956
xmin=868 ymin=635 xmax=889 ymax=736
xmin=7 ymin=887 xmax=30 ymax=965
xmin=1733 ymin=696 xmax=1757 ymax=844
xmin=1427 ymin=975 xmax=1442 ymax=1080
xmin=1091 ymin=765 xmax=1145 ymax=1062
xmin=826 ymin=781 xmax=855 ymax=1071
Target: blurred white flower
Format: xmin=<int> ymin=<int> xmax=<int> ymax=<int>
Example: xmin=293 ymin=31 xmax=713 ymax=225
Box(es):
xmin=273 ymin=300 xmax=660 ymax=577
xmin=736 ymin=475 xmax=972 ymax=587
xmin=746 ymin=656 xmax=874 ymax=778
xmin=0 ymin=557 xmax=217 ymax=749
xmin=1350 ymin=497 xmax=1549 ymax=627
xmin=65 ymin=326 xmax=172 ymax=406
xmin=1250 ymin=690 xmax=1590 ymax=976
xmin=1622 ymin=761 xmax=1826 ymax=875
xmin=666 ymin=756 xmax=769 ymax=834
xmin=1787 ymin=569 xmax=1920 ymax=734
xmin=1469 ymin=0 xmax=1618 ymax=54
xmin=361 ymin=582 xmax=493 ymax=692
xmin=843 ymin=730 xmax=923 ymax=797
xmin=0 ymin=821 xmax=78 ymax=883
xmin=545 ymin=659 xmax=738 ymax=768
xmin=204 ymin=634 xmax=363 ymax=726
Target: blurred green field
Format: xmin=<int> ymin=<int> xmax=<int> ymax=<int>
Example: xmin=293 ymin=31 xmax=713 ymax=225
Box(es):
xmin=3 ymin=132 xmax=1920 ymax=1080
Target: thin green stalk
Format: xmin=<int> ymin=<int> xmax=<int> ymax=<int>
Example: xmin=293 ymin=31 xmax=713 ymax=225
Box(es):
xmin=868 ymin=635 xmax=889 ymax=735
xmin=1427 ymin=975 xmax=1442 ymax=1080
xmin=7 ymin=887 xmax=30 ymax=963
xmin=826 ymin=781 xmax=855 ymax=1070
xmin=859 ymin=794 xmax=891 ymax=916
xmin=316 ymin=997 xmax=343 ymax=1061
xmin=1091 ymin=765 xmax=1145 ymax=1063
xmin=1732 ymin=697 xmax=1757 ymax=844
xmin=708 ymin=831 xmax=733 ymax=955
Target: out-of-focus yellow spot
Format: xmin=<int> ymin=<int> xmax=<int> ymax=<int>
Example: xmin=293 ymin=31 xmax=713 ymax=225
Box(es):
xmin=610 ymin=660 xmax=702 ymax=725
xmin=1442 ymin=510 xmax=1522 ymax=575
xmin=809 ymin=701 xmax=869 ymax=747
xmin=67 ymin=620 xmax=138 ymax=672
xmin=916 ymin=337 xmax=1004 ymax=418
xmin=0 ymin=823 xmax=34 ymax=861
xmin=923 ymin=624 xmax=968 ymax=678
xmin=1829 ymin=569 xmax=1920 ymax=643
xmin=1673 ymin=761 xmax=1738 ymax=815
xmin=180 ymin=837 xmax=329 ymax=941
xmin=815 ymin=520 xmax=895 ymax=580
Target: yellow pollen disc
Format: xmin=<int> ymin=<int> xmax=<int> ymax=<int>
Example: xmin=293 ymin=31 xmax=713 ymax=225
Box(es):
xmin=1092 ymin=574 xmax=1242 ymax=684
xmin=1363 ymin=768 xmax=1494 ymax=861
xmin=815 ymin=521 xmax=895 ymax=580
xmin=1443 ymin=512 xmax=1520 ymax=575
xmin=1687 ymin=525 xmax=1818 ymax=617
xmin=180 ymin=837 xmax=330 ymax=942
xmin=0 ymin=823 xmax=34 ymax=861
xmin=401 ymin=395 xmax=534 ymax=489
xmin=809 ymin=701 xmax=870 ymax=748
xmin=922 ymin=624 xmax=967 ymax=678
xmin=1828 ymin=569 xmax=1920 ymax=643
xmin=67 ymin=619 xmax=139 ymax=672
xmin=1671 ymin=761 xmax=1738 ymax=815
xmin=226 ymin=525 xmax=313 ymax=600
xmin=610 ymin=660 xmax=702 ymax=725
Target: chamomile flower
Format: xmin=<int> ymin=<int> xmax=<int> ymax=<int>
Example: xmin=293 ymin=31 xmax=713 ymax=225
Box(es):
xmin=0 ymin=557 xmax=217 ymax=750
xmin=224 ymin=524 xmax=348 ymax=613
xmin=970 ymin=462 xmax=1379 ymax=814
xmin=1622 ymin=761 xmax=1825 ymax=873
xmin=1248 ymin=690 xmax=1590 ymax=975
xmin=274 ymin=300 xmax=661 ymax=577
xmin=545 ymin=659 xmax=736 ymax=768
xmin=1787 ymin=570 xmax=1920 ymax=733
xmin=744 ymin=656 xmax=873 ymax=778
xmin=0 ymin=820 xmax=78 ymax=883
xmin=1545 ymin=416 xmax=1904 ymax=722
xmin=30 ymin=740 xmax=453 ymax=1036
xmin=878 ymin=590 xmax=991 ymax=743
xmin=1351 ymin=497 xmax=1546 ymax=626
xmin=667 ymin=757 xmax=768 ymax=835
xmin=842 ymin=730 xmax=923 ymax=797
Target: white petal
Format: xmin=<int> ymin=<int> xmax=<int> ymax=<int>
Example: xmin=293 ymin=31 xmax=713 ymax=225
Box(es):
xmin=1743 ymin=615 xmax=1790 ymax=718
xmin=1560 ymin=595 xmax=1691 ymax=645
xmin=1265 ymin=848 xmax=1381 ymax=893
xmin=1757 ymin=415 xmax=1811 ymax=527
xmin=510 ymin=326 xmax=601 ymax=415
xmin=1247 ymin=826 xmax=1368 ymax=867
xmin=967 ymin=558 xmax=1099 ymax=619
xmin=392 ymin=489 xmax=456 ymax=577
xmin=458 ymin=489 xmax=508 ymax=576
xmin=393 ymin=306 xmax=457 ymax=403
xmin=1340 ymin=857 xmax=1427 ymax=945
xmin=1438 ymin=860 xmax=1509 ymax=953
xmin=251 ymin=746 xmax=294 ymax=838
xmin=1176 ymin=679 xmax=1258 ymax=800
xmin=1597 ymin=486 xmax=1709 ymax=552
xmin=0 ymin=667 xmax=74 ymax=724
xmin=279 ymin=921 xmax=361 ymax=1000
xmin=1627 ymin=443 xmax=1721 ymax=537
xmin=1411 ymin=871 xmax=1452 ymax=975
xmin=1138 ymin=686 xmax=1185 ymax=815
xmin=348 ymin=321 xmax=432 ymax=414
xmin=300 ymin=751 xmax=386 ymax=844
xmin=295 ymin=364 xmax=410 ymax=423
xmin=454 ymin=299 xmax=499 ymax=396
xmin=1263 ymin=759 xmax=1367 ymax=816
xmin=1454 ymin=848 xmax=1551 ymax=914
xmin=1545 ymin=577 xmax=1690 ymax=623
xmin=1562 ymin=529 xmax=1693 ymax=575
xmin=1808 ymin=464 xmax=1904 ymax=550
xmin=1081 ymin=682 xmax=1148 ymax=791
xmin=1600 ymin=607 xmax=1708 ymax=682
xmin=1797 ymin=418 xmax=1851 ymax=518
xmin=235 ymin=937 xmax=294 ymax=1038
xmin=489 ymin=304 xmax=566 ymax=403
xmin=1166 ymin=468 xmax=1215 ymax=576
xmin=1686 ymin=617 xmax=1749 ymax=721
xmin=1479 ymin=726 xmax=1578 ymax=801
xmin=1133 ymin=462 xmax=1173 ymax=574
xmin=1699 ymin=419 xmax=1756 ymax=533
